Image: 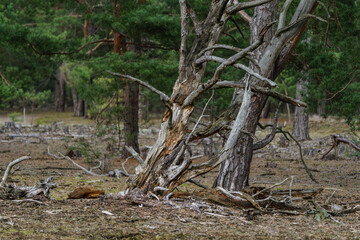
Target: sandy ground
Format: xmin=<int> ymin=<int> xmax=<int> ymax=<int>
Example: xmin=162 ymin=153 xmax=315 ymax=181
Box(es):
xmin=0 ymin=112 xmax=359 ymax=239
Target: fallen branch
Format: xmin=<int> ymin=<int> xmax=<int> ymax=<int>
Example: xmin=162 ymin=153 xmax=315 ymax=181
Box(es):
xmin=47 ymin=147 xmax=105 ymax=177
xmin=13 ymin=199 xmax=49 ymax=206
xmin=322 ymin=134 xmax=360 ymax=160
xmin=0 ymin=155 xmax=31 ymax=187
xmin=252 ymin=178 xmax=288 ymax=198
xmin=0 ymin=176 xmax=57 ymax=199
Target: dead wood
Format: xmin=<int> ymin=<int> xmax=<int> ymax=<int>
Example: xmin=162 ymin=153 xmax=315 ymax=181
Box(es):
xmin=0 ymin=176 xmax=56 ymax=200
xmin=68 ymin=187 xmax=105 ymax=199
xmin=322 ymin=134 xmax=360 ymax=160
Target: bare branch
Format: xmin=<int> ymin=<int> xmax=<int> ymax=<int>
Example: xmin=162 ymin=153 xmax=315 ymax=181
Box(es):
xmin=229 ymin=17 xmax=245 ymax=39
xmin=125 ymin=146 xmax=145 ymax=166
xmin=213 ymin=81 xmax=307 ymax=107
xmin=276 ymin=13 xmax=327 ymax=37
xmin=238 ymin=10 xmax=252 ymax=23
xmin=0 ymin=72 xmax=10 ymax=86
xmin=252 ymin=178 xmax=289 ymax=198
xmin=198 ymin=44 xmax=244 ymax=57
xmin=217 ymin=187 xmax=264 ymax=211
xmin=326 ymin=71 xmax=360 ymax=101
xmin=47 ymin=147 xmax=104 ymax=176
xmin=106 ymin=71 xmax=170 ymax=103
xmin=278 ymin=0 xmax=295 ymax=30
xmin=195 ymin=56 xmax=276 ymax=87
xmin=232 ymin=0 xmax=252 ymax=23
xmin=185 ymin=90 xmax=214 ymax=145
xmin=253 ymin=104 xmax=280 ymax=150
xmin=226 ymin=0 xmax=274 ymax=15
xmin=29 ymin=38 xmax=114 ymax=56
xmin=222 ymin=31 xmax=239 ymax=43
xmin=0 ymin=155 xmax=31 ymax=187
xmin=185 ymin=1 xmax=202 ymax=36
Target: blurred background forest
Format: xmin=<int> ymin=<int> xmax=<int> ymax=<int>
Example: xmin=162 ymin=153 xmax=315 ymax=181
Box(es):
xmin=0 ymin=0 xmax=359 ymax=132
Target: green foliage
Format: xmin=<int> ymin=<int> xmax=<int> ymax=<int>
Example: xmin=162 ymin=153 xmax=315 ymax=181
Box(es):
xmin=8 ymin=112 xmax=21 ymax=122
xmin=281 ymin=1 xmax=360 ymax=130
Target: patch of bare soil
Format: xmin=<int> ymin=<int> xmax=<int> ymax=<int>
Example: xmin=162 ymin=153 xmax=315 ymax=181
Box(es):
xmin=0 ymin=115 xmax=359 ymax=239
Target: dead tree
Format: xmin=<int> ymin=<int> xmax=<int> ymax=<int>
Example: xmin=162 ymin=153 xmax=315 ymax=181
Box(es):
xmin=108 ymin=0 xmax=316 ymax=194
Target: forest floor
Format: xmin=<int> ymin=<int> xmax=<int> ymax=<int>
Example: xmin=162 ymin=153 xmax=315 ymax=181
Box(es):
xmin=0 ymin=112 xmax=359 ymax=239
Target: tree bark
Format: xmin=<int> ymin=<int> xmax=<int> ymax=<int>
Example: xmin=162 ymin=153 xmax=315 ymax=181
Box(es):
xmin=293 ymin=79 xmax=310 ymax=140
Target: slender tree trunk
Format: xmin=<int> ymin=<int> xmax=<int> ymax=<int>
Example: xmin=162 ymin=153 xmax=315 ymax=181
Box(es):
xmin=113 ymin=0 xmax=141 ymax=156
xmin=123 ymin=79 xmax=140 ymax=154
xmin=55 ymin=64 xmax=66 ymax=112
xmin=71 ymin=89 xmax=85 ymax=117
xmin=293 ymin=79 xmax=310 ymax=140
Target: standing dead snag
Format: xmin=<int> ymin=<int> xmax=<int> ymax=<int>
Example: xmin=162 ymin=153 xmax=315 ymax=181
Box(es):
xmin=108 ymin=0 xmax=311 ymax=194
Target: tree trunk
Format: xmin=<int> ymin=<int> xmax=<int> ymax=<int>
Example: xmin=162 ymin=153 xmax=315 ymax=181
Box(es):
xmin=71 ymin=88 xmax=85 ymax=117
xmin=123 ymin=80 xmax=140 ymax=154
xmin=113 ymin=0 xmax=141 ymax=157
xmin=55 ymin=64 xmax=66 ymax=112
xmin=293 ymin=79 xmax=310 ymax=140
xmin=215 ymin=0 xmax=317 ymax=191
xmin=215 ymin=0 xmax=279 ymax=191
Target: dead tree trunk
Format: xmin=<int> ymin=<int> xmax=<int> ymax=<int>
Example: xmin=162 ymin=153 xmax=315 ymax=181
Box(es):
xmin=293 ymin=79 xmax=310 ymax=140
xmin=55 ymin=63 xmax=66 ymax=112
xmin=108 ymin=0 xmax=313 ymax=194
xmin=215 ymin=0 xmax=318 ymax=191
